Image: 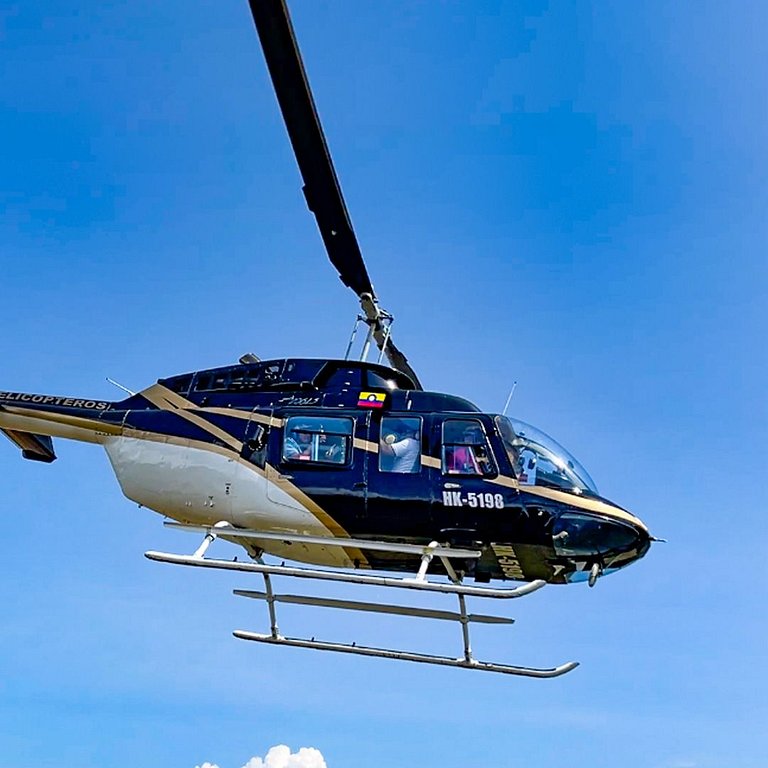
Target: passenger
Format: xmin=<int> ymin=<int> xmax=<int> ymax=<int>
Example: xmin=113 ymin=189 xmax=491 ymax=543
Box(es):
xmin=446 ymin=425 xmax=482 ymax=474
xmin=283 ymin=426 xmax=312 ymax=460
xmin=380 ymin=421 xmax=420 ymax=473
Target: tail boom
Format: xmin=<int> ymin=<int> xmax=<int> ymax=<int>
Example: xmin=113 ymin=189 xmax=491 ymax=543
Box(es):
xmin=0 ymin=391 xmax=117 ymax=456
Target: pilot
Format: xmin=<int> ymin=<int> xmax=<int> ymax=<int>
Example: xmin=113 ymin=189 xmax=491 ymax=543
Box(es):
xmin=516 ymin=448 xmax=537 ymax=484
xmin=380 ymin=420 xmax=420 ymax=473
xmin=284 ymin=424 xmax=313 ymax=460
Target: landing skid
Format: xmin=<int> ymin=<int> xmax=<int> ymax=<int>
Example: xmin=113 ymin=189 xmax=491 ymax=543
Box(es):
xmin=146 ymin=522 xmax=578 ymax=679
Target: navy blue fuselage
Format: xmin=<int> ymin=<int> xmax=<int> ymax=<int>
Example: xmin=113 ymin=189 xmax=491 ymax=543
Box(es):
xmin=0 ymin=358 xmax=651 ymax=584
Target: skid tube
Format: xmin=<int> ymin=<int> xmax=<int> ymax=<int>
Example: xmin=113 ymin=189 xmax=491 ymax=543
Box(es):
xmin=233 ymin=632 xmax=578 ymax=678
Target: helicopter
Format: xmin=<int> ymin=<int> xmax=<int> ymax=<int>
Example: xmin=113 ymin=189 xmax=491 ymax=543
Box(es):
xmin=0 ymin=0 xmax=654 ymax=678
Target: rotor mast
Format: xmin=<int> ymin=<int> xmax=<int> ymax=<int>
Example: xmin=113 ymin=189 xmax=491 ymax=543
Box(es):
xmin=246 ymin=0 xmax=422 ymax=389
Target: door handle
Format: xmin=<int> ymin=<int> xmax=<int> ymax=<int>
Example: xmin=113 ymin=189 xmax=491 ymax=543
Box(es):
xmin=353 ymin=481 xmax=367 ymax=489
xmin=443 ymin=482 xmax=461 ymax=489
xmin=277 ymin=474 xmax=294 ymax=481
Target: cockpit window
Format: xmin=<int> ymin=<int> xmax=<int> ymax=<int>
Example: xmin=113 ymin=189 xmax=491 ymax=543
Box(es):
xmin=495 ymin=416 xmax=598 ymax=495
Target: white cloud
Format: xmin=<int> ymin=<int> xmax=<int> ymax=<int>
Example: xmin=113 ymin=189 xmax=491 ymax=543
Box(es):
xmin=242 ymin=745 xmax=327 ymax=768
xmin=195 ymin=745 xmax=327 ymax=768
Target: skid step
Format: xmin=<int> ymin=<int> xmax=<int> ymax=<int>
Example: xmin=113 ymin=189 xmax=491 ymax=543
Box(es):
xmin=233 ymin=589 xmax=515 ymax=624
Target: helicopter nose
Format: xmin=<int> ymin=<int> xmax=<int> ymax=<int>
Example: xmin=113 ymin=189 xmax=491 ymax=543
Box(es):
xmin=552 ymin=511 xmax=651 ymax=571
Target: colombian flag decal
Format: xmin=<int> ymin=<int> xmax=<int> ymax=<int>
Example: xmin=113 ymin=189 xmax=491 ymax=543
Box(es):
xmin=357 ymin=391 xmax=386 ymax=408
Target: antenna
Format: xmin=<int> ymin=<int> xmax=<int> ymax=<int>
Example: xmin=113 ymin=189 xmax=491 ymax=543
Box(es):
xmin=502 ymin=381 xmax=518 ymax=416
xmin=106 ymin=377 xmax=136 ymax=397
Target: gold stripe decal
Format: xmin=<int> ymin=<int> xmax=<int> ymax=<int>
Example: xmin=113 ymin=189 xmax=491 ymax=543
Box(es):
xmin=354 ymin=438 xmax=379 ymax=453
xmin=140 ymin=385 xmax=243 ymax=453
xmin=521 ymin=485 xmax=646 ymax=530
xmin=0 ymin=405 xmax=121 ymax=435
xmin=264 ymin=462 xmax=367 ymax=565
xmin=204 ymin=407 xmax=283 ymax=428
xmin=139 ymin=384 xmax=367 ymax=565
xmin=488 ymin=474 xmax=519 ymax=490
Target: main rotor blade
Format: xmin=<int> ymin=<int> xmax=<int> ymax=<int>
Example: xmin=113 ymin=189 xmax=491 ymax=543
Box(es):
xmin=246 ymin=0 xmax=372 ymax=297
xmin=246 ymin=0 xmax=422 ymax=389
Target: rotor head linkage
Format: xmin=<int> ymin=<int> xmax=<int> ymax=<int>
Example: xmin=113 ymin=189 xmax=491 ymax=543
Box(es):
xmin=343 ymin=294 xmax=396 ymax=365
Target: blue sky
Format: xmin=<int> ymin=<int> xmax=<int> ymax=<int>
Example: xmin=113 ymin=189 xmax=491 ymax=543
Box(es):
xmin=1 ymin=1 xmax=766 ymax=766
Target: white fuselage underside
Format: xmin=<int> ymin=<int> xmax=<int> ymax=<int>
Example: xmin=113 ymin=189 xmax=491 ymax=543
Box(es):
xmin=104 ymin=436 xmax=356 ymax=568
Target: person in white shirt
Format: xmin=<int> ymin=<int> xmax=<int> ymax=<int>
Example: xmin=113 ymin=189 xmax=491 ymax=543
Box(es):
xmin=380 ymin=419 xmax=420 ymax=473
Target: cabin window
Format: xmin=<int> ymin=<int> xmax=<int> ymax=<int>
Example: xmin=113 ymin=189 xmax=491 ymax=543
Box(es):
xmin=441 ymin=419 xmax=496 ymax=477
xmin=162 ymin=375 xmax=192 ymax=394
xmin=323 ymin=367 xmax=363 ymax=390
xmin=283 ymin=360 xmax=324 ymax=384
xmin=262 ymin=361 xmax=283 ymax=385
xmin=212 ymin=371 xmax=230 ymax=390
xmin=379 ymin=416 xmax=421 ymax=473
xmin=194 ymin=362 xmax=287 ymax=393
xmin=282 ymin=416 xmax=354 ymax=466
xmin=366 ymin=371 xmax=398 ymax=390
xmin=229 ymin=369 xmax=255 ymax=391
xmin=195 ymin=371 xmax=230 ymax=392
xmin=228 ymin=366 xmax=267 ymax=391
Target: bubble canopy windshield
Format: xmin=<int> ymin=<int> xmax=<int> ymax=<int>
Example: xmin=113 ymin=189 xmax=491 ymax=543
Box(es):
xmin=495 ymin=416 xmax=598 ymax=495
